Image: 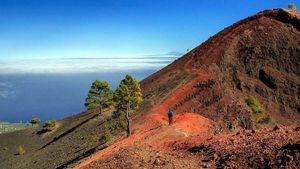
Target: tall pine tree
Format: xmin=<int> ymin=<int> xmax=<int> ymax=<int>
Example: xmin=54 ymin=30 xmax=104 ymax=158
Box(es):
xmin=85 ymin=80 xmax=113 ymax=114
xmin=114 ymin=75 xmax=142 ymax=136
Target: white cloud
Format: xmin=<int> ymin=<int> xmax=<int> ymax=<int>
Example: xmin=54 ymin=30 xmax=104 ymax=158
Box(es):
xmin=0 ymin=57 xmax=175 ymax=74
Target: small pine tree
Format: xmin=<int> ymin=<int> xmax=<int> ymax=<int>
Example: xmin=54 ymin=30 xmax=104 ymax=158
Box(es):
xmin=85 ymin=80 xmax=114 ymax=114
xmin=114 ymin=75 xmax=142 ymax=136
xmin=30 ymin=117 xmax=41 ymax=126
xmin=288 ymin=3 xmax=296 ymax=10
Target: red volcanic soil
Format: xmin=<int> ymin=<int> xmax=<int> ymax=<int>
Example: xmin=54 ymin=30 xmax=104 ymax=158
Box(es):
xmin=75 ymin=9 xmax=300 ymax=169
xmin=75 ymin=71 xmax=215 ymax=169
xmin=78 ymin=126 xmax=299 ymax=169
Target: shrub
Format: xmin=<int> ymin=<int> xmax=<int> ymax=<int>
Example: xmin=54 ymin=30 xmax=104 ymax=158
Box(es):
xmin=246 ymin=96 xmax=272 ymax=126
xmin=288 ymin=3 xmax=296 ymax=10
xmin=119 ymin=146 xmax=127 ymax=151
xmin=102 ymin=131 xmax=112 ymax=143
xmin=255 ymin=124 xmax=261 ymax=130
xmin=43 ymin=120 xmax=57 ymax=131
xmin=246 ymin=96 xmax=262 ymax=114
xmin=30 ymin=117 xmax=41 ymax=125
xmin=16 ymin=146 xmax=25 ymax=155
xmin=258 ymin=116 xmax=271 ymax=124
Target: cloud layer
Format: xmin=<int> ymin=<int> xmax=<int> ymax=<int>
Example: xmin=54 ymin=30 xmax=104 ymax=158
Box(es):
xmin=0 ymin=57 xmax=176 ymax=74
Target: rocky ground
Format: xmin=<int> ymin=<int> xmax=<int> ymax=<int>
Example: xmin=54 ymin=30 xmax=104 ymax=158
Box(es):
xmin=78 ymin=125 xmax=300 ymax=169
xmin=182 ymin=125 xmax=300 ymax=168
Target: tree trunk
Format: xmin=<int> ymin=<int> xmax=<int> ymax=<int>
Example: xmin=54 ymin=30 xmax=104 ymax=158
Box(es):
xmin=126 ymin=102 xmax=131 ymax=136
xmin=99 ymin=106 xmax=102 ymax=115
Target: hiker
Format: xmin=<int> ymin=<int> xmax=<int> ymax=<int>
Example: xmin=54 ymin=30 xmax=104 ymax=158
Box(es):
xmin=167 ymin=108 xmax=174 ymax=125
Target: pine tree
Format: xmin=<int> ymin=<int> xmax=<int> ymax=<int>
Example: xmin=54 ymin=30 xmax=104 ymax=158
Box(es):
xmin=85 ymin=80 xmax=113 ymax=114
xmin=114 ymin=75 xmax=142 ymax=136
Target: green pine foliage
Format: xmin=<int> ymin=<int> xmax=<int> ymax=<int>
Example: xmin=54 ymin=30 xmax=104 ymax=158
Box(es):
xmin=85 ymin=80 xmax=114 ymax=113
xmin=82 ymin=75 xmax=142 ymax=140
xmin=114 ymin=74 xmax=143 ymax=136
xmin=114 ymin=74 xmax=143 ymax=110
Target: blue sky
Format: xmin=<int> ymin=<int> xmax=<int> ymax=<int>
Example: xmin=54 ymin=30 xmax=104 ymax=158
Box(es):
xmin=0 ymin=0 xmax=298 ymax=60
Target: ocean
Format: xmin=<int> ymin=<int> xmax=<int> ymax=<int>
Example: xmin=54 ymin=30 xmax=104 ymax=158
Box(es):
xmin=0 ymin=57 xmax=175 ymax=122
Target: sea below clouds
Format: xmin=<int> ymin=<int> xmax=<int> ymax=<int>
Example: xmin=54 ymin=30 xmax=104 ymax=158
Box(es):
xmin=0 ymin=57 xmax=176 ymax=122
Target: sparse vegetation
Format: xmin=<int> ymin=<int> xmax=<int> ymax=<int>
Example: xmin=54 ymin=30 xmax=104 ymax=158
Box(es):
xmin=30 ymin=117 xmax=41 ymax=125
xmin=246 ymin=96 xmax=271 ymax=126
xmin=255 ymin=124 xmax=261 ymax=129
xmin=43 ymin=120 xmax=57 ymax=131
xmin=246 ymin=96 xmax=262 ymax=114
xmin=259 ymin=116 xmax=271 ymax=124
xmin=16 ymin=146 xmax=25 ymax=155
xmin=288 ymin=3 xmax=296 ymax=10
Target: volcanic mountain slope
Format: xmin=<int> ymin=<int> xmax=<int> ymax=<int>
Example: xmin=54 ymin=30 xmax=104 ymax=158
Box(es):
xmin=75 ymin=9 xmax=300 ymax=169
xmin=141 ymin=8 xmax=300 ymax=130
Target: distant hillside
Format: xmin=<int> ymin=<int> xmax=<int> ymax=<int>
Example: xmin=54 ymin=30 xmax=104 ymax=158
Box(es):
xmin=0 ymin=110 xmax=109 ymax=169
xmin=0 ymin=122 xmax=29 ymax=134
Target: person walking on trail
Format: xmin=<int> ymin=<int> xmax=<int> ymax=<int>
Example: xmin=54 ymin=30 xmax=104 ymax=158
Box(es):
xmin=167 ymin=108 xmax=174 ymax=125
